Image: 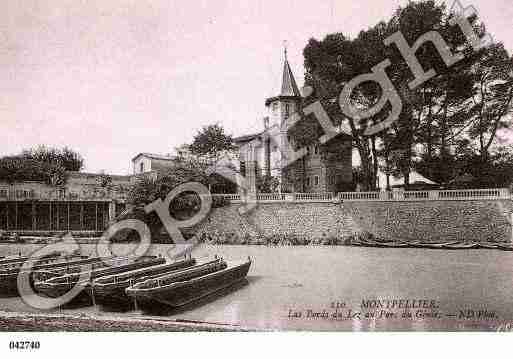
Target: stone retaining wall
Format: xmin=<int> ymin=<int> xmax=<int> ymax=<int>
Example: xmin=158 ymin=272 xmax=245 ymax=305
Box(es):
xmin=194 ymin=200 xmax=513 ymax=243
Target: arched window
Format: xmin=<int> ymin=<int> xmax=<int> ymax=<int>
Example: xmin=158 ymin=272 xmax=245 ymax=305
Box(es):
xmin=284 ymin=103 xmax=290 ymax=119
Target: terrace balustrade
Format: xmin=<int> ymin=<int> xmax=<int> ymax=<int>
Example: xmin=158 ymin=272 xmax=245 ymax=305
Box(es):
xmin=212 ymin=188 xmax=511 ymax=204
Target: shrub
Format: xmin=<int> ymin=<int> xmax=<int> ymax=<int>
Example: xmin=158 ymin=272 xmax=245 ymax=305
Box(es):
xmin=212 ymin=195 xmax=230 ymax=208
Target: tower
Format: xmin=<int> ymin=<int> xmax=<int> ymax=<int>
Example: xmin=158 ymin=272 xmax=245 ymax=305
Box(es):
xmin=233 ymin=46 xmax=352 ymax=194
xmin=264 ymin=47 xmax=302 ymax=128
xmin=263 ymin=47 xmax=303 ymax=189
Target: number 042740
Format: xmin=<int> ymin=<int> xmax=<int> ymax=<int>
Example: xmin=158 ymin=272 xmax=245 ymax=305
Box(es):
xmin=9 ymin=341 xmax=40 ymax=350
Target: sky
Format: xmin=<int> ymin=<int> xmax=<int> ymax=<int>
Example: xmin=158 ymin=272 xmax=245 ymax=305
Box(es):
xmin=1 ymin=0 xmax=512 ymax=174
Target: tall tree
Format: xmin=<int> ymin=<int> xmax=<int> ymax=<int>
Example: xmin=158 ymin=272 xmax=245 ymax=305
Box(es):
xmin=303 ymin=0 xmax=499 ymax=189
xmin=21 ymin=145 xmax=84 ymax=172
xmin=189 ymin=124 xmax=235 ymax=168
xmin=0 ymin=146 xmax=84 ymax=185
xmin=467 ymin=43 xmax=513 ymax=163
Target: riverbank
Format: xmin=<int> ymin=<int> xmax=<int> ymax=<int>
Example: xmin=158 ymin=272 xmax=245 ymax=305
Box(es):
xmin=0 ymin=311 xmax=250 ymax=332
xmin=3 ymin=230 xmax=512 ymax=249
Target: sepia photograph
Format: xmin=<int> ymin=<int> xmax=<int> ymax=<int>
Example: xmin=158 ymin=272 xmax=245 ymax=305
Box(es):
xmin=0 ymin=0 xmax=512 ymax=356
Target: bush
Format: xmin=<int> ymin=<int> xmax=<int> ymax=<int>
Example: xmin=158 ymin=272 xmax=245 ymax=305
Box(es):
xmin=336 ymin=181 xmax=357 ymax=192
xmin=212 ymin=195 xmax=230 ymax=208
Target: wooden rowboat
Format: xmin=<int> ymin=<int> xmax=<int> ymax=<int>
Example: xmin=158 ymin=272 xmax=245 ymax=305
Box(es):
xmin=410 ymin=241 xmax=460 ymax=249
xmin=91 ymin=258 xmax=196 ymax=306
xmin=0 ymin=254 xmax=101 ymax=295
xmin=126 ymin=257 xmax=251 ymax=309
xmin=0 ymin=255 xmax=150 ymax=295
xmin=34 ymin=256 xmax=165 ymax=304
xmin=477 ymin=242 xmax=500 ymax=249
xmin=0 ymin=251 xmax=76 ymax=270
xmin=374 ymin=242 xmax=410 ymax=248
xmin=32 ymin=255 xmax=140 ymax=281
xmin=443 ymin=242 xmax=480 ymax=249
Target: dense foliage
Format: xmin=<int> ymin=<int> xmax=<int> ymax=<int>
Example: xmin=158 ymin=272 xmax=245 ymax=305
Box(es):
xmin=189 ymin=123 xmax=236 ymax=164
xmin=257 ymin=175 xmax=280 ymax=193
xmin=301 ymin=0 xmax=513 ymax=189
xmin=123 ymin=160 xmax=231 ymax=242
xmin=0 ymin=146 xmax=84 ymax=185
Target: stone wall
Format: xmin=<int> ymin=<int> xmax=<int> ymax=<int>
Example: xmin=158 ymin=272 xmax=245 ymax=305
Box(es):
xmin=195 ymin=200 xmax=513 ymax=243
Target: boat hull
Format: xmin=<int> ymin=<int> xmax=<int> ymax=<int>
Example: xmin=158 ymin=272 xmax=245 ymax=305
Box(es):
xmin=35 ymin=281 xmax=93 ymax=304
xmin=128 ymin=260 xmax=251 ymax=309
xmin=0 ymin=273 xmax=26 ymax=295
xmin=92 ymin=282 xmax=130 ymax=306
xmin=0 ymin=256 xmax=115 ymax=296
xmin=34 ymin=257 xmax=165 ymax=305
xmin=92 ymin=259 xmax=196 ymax=306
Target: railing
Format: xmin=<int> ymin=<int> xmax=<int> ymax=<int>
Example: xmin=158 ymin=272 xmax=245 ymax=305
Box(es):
xmin=339 ymin=191 xmax=381 ymax=201
xmin=341 ymin=188 xmax=510 ymax=202
xmin=211 ymin=188 xmax=511 ymax=203
xmin=295 ymin=192 xmax=334 ymax=202
xmin=212 ymin=193 xmax=241 ymax=201
xmin=437 ymin=188 xmax=506 ymax=200
xmin=257 ymin=193 xmax=286 ymax=201
xmin=0 ymin=190 xmax=127 ymax=202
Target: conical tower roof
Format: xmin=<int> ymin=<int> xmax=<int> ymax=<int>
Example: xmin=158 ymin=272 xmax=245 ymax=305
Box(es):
xmin=265 ymin=49 xmax=302 ymax=106
xmin=280 ymin=54 xmax=301 ymax=97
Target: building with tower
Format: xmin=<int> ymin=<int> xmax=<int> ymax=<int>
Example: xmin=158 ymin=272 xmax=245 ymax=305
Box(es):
xmin=234 ymin=50 xmax=353 ymax=193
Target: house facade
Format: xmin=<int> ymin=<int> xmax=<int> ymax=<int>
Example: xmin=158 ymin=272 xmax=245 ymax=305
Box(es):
xmin=132 ymin=152 xmax=178 ymax=176
xmin=234 ymin=52 xmax=353 ymax=193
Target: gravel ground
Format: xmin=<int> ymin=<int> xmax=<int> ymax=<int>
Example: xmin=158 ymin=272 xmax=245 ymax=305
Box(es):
xmin=0 ymin=311 xmax=250 ymax=332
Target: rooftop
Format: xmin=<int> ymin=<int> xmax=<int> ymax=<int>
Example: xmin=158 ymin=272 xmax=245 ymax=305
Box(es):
xmin=131 ymin=152 xmax=175 ymax=162
xmin=233 ymin=132 xmax=264 ymax=144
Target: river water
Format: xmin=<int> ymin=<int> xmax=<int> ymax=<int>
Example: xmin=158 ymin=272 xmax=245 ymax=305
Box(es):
xmin=1 ymin=243 xmax=513 ymax=331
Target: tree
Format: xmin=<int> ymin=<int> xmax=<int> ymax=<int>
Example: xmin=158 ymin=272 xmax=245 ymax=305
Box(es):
xmin=124 ymin=160 xmax=230 ymax=242
xmin=0 ymin=145 xmax=83 ymax=185
xmin=128 ymin=161 xmax=208 ymax=207
xmin=96 ymin=173 xmax=113 ymax=188
xmin=303 ymin=32 xmax=381 ymax=190
xmin=257 ymin=175 xmax=280 ymax=193
xmin=303 ymin=0 xmax=506 ymax=190
xmin=467 ymin=43 xmax=513 ymax=163
xmin=22 ymin=145 xmax=84 ymax=171
xmin=189 ymin=124 xmax=235 ymax=167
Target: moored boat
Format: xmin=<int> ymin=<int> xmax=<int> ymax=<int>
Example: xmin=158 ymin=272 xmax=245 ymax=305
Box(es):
xmin=0 ymin=251 xmax=77 ymax=270
xmin=418 ymin=241 xmax=459 ymax=249
xmin=0 ymin=254 xmax=152 ymax=295
xmin=375 ymin=241 xmax=410 ymax=248
xmin=496 ymin=243 xmax=513 ymax=251
xmin=443 ymin=242 xmax=479 ymax=249
xmin=34 ymin=256 xmax=165 ymax=304
xmin=0 ymin=254 xmax=99 ymax=295
xmin=91 ymin=258 xmax=196 ymax=306
xmin=125 ymin=257 xmax=251 ymax=309
xmin=477 ymin=242 xmax=500 ymax=249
